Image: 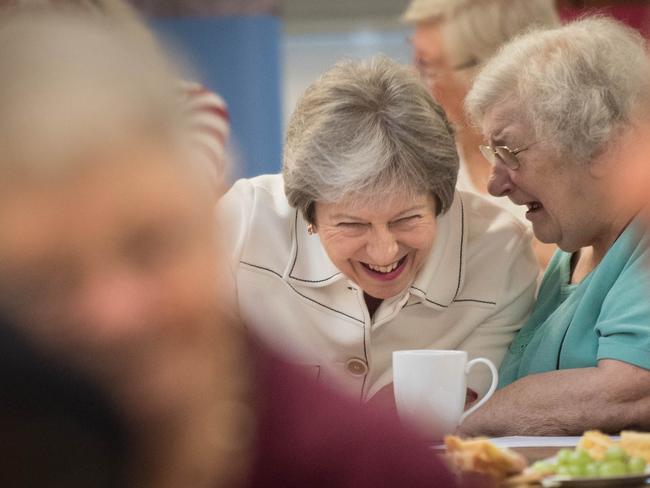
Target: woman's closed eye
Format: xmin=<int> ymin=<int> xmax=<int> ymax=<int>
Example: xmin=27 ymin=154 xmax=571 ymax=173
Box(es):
xmin=336 ymin=222 xmax=367 ymax=229
xmin=334 ymin=221 xmax=369 ymax=236
xmin=390 ymin=215 xmax=421 ymax=227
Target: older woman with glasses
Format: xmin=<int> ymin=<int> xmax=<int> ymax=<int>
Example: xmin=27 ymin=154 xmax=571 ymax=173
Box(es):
xmin=459 ymin=17 xmax=650 ymax=436
xmin=403 ymin=0 xmax=558 ymax=135
xmin=403 ymin=0 xmax=559 ymax=271
xmin=218 ymin=56 xmax=538 ymax=405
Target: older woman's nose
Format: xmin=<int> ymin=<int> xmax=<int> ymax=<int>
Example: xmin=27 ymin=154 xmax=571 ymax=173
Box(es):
xmin=487 ymin=162 xmax=515 ymax=197
xmin=367 ymin=227 xmax=399 ymax=264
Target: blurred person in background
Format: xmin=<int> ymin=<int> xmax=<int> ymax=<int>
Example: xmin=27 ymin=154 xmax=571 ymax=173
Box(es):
xmin=218 ymin=55 xmax=538 ymax=406
xmin=403 ymin=0 xmax=559 ymax=267
xmin=0 ymin=9 xmax=460 ymax=488
xmin=1 ymin=0 xmax=231 ymax=197
xmin=460 ymin=16 xmax=650 ymax=436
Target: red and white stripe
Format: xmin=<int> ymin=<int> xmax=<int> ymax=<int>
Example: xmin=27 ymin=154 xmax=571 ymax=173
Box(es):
xmin=178 ymin=80 xmax=230 ymax=195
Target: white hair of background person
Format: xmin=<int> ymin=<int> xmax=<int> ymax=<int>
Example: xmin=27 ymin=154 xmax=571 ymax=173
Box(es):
xmin=403 ymin=0 xmax=559 ymax=76
xmin=283 ymin=55 xmax=459 ymax=224
xmin=0 ymin=9 xmax=197 ymax=185
xmin=465 ymin=16 xmax=650 ymax=166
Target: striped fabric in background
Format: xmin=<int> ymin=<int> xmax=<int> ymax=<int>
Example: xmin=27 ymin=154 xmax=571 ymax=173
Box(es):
xmin=179 ymin=80 xmax=231 ymax=196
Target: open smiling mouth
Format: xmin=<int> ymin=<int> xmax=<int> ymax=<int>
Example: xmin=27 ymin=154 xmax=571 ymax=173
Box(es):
xmin=360 ymin=255 xmax=408 ymax=280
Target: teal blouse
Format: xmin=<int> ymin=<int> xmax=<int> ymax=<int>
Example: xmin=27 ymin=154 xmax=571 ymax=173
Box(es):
xmin=499 ymin=222 xmax=650 ymax=388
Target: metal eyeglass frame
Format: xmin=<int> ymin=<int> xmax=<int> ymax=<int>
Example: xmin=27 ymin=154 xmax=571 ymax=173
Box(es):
xmin=478 ymin=142 xmax=535 ymax=170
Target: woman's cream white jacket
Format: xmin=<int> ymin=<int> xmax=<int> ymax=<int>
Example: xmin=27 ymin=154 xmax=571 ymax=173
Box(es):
xmin=217 ymin=174 xmax=538 ymax=400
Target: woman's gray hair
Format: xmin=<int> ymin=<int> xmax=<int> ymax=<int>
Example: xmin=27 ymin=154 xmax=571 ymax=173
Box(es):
xmin=466 ymin=16 xmax=650 ymax=165
xmin=0 ymin=9 xmax=185 ymax=181
xmin=404 ymin=0 xmax=559 ymax=70
xmin=283 ymin=55 xmax=459 ymax=224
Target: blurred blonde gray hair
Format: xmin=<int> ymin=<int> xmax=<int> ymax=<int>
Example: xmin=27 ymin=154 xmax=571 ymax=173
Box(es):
xmin=5 ymin=0 xmax=157 ymax=48
xmin=0 ymin=9 xmax=185 ymax=180
xmin=283 ymin=56 xmax=459 ymax=223
xmin=466 ymin=16 xmax=650 ymax=165
xmin=405 ymin=0 xmax=559 ymax=70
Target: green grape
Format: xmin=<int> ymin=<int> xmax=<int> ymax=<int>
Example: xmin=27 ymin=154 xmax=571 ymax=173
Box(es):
xmin=557 ymin=448 xmax=574 ymax=465
xmin=532 ymin=460 xmax=556 ymax=474
xmin=628 ymin=456 xmax=647 ymax=474
xmin=599 ymin=460 xmax=628 ymax=477
xmin=568 ymin=464 xmax=586 ymax=477
xmin=604 ymin=446 xmax=629 ymax=462
xmin=584 ymin=462 xmax=600 ymax=478
xmin=556 ymin=465 xmax=572 ymax=476
xmin=570 ymin=449 xmax=593 ymax=468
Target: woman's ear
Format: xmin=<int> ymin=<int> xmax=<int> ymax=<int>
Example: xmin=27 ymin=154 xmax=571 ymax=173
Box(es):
xmin=588 ymin=153 xmax=613 ymax=179
xmin=588 ymin=126 xmax=631 ymax=179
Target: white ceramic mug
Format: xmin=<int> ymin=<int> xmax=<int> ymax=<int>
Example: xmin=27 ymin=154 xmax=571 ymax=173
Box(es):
xmin=392 ymin=350 xmax=498 ymax=440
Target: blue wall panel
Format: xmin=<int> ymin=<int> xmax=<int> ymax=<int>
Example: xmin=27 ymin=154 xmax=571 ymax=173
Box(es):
xmin=151 ymin=16 xmax=283 ymax=178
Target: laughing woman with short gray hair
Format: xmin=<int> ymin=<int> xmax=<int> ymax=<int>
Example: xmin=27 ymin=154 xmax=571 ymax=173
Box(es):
xmin=218 ymin=56 xmax=538 ymax=402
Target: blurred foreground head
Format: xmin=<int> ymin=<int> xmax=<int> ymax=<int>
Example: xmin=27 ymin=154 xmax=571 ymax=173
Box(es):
xmin=0 ymin=8 xmax=234 ymax=419
xmin=0 ymin=10 xmax=248 ymax=487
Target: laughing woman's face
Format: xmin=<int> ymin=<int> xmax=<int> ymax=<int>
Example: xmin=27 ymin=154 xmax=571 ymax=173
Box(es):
xmin=314 ymin=191 xmax=438 ymax=300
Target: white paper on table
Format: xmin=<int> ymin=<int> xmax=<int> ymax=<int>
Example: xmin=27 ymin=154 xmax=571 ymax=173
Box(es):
xmin=488 ymin=436 xmax=621 ymax=449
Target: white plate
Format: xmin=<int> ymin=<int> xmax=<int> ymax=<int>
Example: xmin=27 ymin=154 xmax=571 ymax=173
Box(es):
xmin=541 ymin=470 xmax=650 ymax=487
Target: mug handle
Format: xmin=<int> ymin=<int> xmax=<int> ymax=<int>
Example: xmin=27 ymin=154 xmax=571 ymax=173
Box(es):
xmin=459 ymin=357 xmax=498 ymax=424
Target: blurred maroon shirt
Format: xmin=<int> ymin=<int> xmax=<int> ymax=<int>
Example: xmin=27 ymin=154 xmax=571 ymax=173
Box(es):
xmin=247 ymin=346 xmax=460 ymax=488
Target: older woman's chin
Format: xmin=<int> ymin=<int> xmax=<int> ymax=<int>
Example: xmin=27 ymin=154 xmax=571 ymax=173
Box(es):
xmin=531 ymin=228 xmax=562 ymax=249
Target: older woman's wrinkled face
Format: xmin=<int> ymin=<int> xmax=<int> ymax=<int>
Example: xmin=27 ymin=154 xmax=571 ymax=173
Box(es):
xmin=314 ymin=192 xmax=437 ymax=299
xmin=0 ymin=142 xmax=225 ymax=418
xmin=482 ymin=100 xmax=600 ymax=252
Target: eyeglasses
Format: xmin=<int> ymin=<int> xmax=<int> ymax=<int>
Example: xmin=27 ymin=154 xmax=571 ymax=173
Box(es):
xmin=414 ymin=56 xmax=478 ymax=88
xmin=478 ymin=143 xmax=535 ymax=170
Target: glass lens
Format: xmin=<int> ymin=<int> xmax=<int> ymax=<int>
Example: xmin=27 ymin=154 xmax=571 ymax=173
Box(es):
xmin=479 ymin=145 xmax=496 ymax=164
xmin=495 ymin=146 xmax=520 ymax=169
xmin=416 ymin=64 xmax=438 ymax=88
